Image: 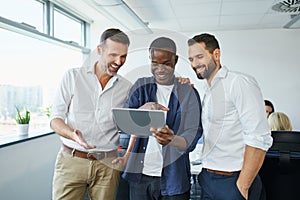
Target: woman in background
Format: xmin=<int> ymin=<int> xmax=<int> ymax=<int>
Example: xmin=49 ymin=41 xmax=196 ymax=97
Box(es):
xmin=265 ymin=100 xmax=275 ymax=118
xmin=268 ymin=112 xmax=293 ymax=131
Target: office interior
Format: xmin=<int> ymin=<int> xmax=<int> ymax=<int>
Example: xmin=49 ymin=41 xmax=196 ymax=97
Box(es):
xmin=0 ymin=0 xmax=300 ymax=199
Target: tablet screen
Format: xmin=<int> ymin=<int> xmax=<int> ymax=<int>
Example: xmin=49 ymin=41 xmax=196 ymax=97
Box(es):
xmin=112 ymin=108 xmax=166 ymax=137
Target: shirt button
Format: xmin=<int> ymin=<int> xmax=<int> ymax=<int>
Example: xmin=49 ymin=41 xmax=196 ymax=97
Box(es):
xmin=143 ymin=147 xmax=146 ymax=150
xmin=140 ymin=160 xmax=143 ymax=164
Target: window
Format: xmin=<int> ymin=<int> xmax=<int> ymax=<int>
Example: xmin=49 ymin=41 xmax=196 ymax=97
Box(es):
xmin=54 ymin=8 xmax=83 ymax=46
xmin=0 ymin=28 xmax=83 ymax=137
xmin=0 ymin=0 xmax=44 ymax=33
xmin=0 ymin=0 xmax=90 ymax=139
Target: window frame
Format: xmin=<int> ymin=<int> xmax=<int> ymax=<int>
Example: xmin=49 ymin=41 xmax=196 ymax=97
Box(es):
xmin=0 ymin=0 xmax=90 ymax=54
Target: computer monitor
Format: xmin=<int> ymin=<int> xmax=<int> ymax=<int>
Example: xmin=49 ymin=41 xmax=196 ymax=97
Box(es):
xmin=260 ymin=130 xmax=300 ymax=200
xmin=267 ymin=130 xmax=300 ymax=160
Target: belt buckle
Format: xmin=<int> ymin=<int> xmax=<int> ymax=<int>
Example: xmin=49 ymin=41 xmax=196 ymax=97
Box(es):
xmin=86 ymin=152 xmax=101 ymax=160
xmin=87 ymin=152 xmax=105 ymax=160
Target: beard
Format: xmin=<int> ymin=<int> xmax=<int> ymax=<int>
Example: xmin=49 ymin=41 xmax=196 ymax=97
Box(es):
xmin=193 ymin=66 xmax=204 ymax=79
xmin=105 ymin=66 xmax=114 ymax=76
xmin=194 ymin=59 xmax=217 ymax=80
xmin=99 ymin=59 xmax=120 ymax=77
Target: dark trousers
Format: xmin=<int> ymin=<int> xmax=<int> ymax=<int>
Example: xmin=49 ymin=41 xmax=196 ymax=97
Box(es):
xmin=129 ymin=175 xmax=190 ymax=200
xmin=198 ymin=169 xmax=262 ymax=200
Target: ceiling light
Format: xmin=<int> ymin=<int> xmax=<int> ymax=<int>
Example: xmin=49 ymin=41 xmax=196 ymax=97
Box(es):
xmin=91 ymin=0 xmax=152 ymax=34
xmin=272 ymin=0 xmax=300 ymax=13
xmin=271 ymin=0 xmax=300 ymax=28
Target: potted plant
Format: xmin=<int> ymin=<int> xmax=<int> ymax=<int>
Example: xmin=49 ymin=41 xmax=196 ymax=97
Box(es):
xmin=15 ymin=107 xmax=30 ymax=136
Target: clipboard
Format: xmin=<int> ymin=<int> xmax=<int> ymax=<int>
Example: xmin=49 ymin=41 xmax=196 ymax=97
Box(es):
xmin=112 ymin=108 xmax=166 ymax=137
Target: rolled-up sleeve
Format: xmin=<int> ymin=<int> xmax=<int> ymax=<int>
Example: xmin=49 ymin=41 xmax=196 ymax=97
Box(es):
xmin=50 ymin=69 xmax=74 ymax=122
xmin=231 ymin=75 xmax=273 ymax=151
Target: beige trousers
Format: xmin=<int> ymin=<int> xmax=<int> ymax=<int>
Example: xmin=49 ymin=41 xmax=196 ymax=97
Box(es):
xmin=52 ymin=150 xmax=121 ymax=200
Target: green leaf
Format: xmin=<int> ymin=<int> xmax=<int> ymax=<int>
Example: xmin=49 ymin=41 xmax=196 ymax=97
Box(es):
xmin=15 ymin=106 xmax=30 ymax=124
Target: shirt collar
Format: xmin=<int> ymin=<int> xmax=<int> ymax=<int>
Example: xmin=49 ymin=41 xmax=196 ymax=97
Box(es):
xmin=206 ymin=65 xmax=228 ymax=87
xmin=82 ymin=62 xmax=95 ymax=74
xmin=86 ymin=64 xmax=94 ymax=73
xmin=106 ymin=75 xmax=119 ymax=89
xmin=214 ymin=65 xmax=228 ymax=79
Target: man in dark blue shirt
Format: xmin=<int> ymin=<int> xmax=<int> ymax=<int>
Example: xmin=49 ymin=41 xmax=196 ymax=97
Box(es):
xmin=119 ymin=37 xmax=203 ymax=200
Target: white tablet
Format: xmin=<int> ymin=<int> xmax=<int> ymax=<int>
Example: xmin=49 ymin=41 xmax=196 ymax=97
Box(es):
xmin=112 ymin=108 xmax=166 ymax=137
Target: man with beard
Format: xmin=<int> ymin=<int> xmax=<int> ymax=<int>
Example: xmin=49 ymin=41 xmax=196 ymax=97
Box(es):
xmin=50 ymin=28 xmax=132 ymax=200
xmin=117 ymin=37 xmax=203 ymax=200
xmin=187 ymin=33 xmax=273 ymax=200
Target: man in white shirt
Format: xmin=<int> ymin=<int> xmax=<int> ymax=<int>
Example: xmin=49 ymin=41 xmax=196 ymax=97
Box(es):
xmin=187 ymin=33 xmax=273 ymax=200
xmin=50 ymin=28 xmax=132 ymax=200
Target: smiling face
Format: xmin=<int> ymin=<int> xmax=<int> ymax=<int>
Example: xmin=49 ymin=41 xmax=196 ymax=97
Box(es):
xmin=150 ymin=48 xmax=178 ymax=85
xmin=188 ymin=42 xmax=220 ymax=84
xmin=98 ymin=38 xmax=128 ymax=76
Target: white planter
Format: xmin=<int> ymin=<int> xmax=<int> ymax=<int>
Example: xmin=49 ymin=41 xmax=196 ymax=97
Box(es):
xmin=17 ymin=124 xmax=29 ymax=136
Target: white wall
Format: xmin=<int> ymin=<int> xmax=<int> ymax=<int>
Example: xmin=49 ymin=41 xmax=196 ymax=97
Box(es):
xmin=0 ymin=134 xmax=61 ymax=200
xmin=209 ymin=29 xmax=300 ymax=130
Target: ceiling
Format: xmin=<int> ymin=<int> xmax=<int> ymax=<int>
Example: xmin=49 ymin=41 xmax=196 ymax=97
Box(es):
xmin=59 ymin=0 xmax=300 ymax=34
xmin=125 ymin=0 xmax=300 ymax=32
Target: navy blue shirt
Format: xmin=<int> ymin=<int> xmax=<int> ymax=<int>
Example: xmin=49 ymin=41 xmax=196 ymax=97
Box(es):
xmin=122 ymin=76 xmax=203 ymax=196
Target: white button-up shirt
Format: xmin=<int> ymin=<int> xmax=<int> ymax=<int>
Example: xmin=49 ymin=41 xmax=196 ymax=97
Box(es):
xmin=201 ymin=66 xmax=273 ymax=171
xmin=50 ymin=64 xmax=132 ymax=152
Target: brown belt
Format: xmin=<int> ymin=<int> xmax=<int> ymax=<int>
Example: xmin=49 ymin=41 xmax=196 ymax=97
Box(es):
xmin=206 ymin=168 xmax=238 ymax=176
xmin=62 ymin=144 xmax=117 ymax=160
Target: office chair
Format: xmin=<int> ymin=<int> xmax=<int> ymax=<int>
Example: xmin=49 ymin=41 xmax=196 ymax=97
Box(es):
xmin=259 ymin=131 xmax=300 ymax=200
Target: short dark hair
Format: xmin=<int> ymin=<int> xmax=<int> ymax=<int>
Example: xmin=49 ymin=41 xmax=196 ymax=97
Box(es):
xmin=100 ymin=28 xmax=130 ymax=46
xmin=149 ymin=37 xmax=177 ymax=54
xmin=188 ymin=33 xmax=220 ymax=54
xmin=265 ymin=100 xmax=275 ymax=113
